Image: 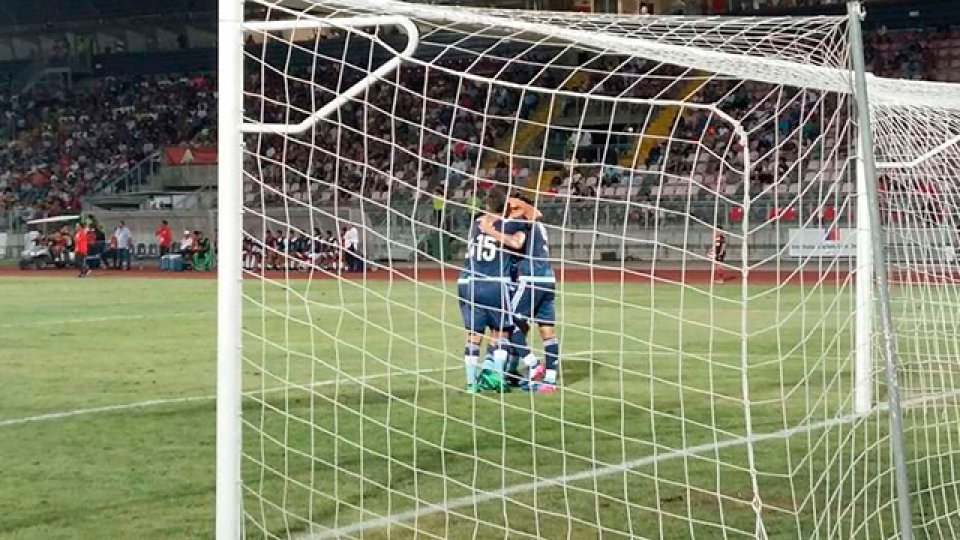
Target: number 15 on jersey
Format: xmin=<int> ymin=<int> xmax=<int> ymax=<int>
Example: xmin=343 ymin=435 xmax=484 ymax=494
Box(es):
xmin=468 ymin=234 xmax=498 ymax=262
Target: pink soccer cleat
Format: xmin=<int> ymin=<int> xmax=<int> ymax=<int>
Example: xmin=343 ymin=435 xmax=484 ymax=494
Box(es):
xmin=528 ymin=364 xmax=546 ymax=382
xmin=531 ymin=382 xmax=557 ymax=394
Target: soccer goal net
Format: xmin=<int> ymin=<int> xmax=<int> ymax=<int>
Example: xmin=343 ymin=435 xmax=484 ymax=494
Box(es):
xmin=217 ymin=0 xmax=960 ymax=538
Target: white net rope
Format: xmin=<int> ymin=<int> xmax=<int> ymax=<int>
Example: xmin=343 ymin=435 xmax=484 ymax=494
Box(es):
xmin=872 ymin=104 xmax=960 ymax=538
xmin=234 ymin=1 xmax=960 ymax=538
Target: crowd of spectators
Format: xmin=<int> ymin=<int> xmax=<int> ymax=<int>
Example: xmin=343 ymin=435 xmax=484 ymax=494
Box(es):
xmin=243 ymin=55 xmax=564 ymax=208
xmin=866 ymin=26 xmax=960 ymax=82
xmin=0 ymin=23 xmax=955 ymax=237
xmin=546 ymin=26 xmax=960 ymax=217
xmin=0 ymin=73 xmax=216 ymax=221
xmin=547 ymin=70 xmax=845 ymax=229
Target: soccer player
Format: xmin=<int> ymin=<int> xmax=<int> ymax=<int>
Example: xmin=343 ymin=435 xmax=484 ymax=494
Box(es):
xmin=712 ymin=226 xmax=727 ymax=284
xmin=458 ymin=188 xmax=525 ymax=393
xmin=483 ymin=196 xmax=560 ymax=392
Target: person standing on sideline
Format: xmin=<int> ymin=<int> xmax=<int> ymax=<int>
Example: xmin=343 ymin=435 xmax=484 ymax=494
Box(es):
xmin=711 ymin=225 xmax=727 ymax=284
xmin=343 ymin=223 xmax=361 ymax=272
xmin=432 ymin=187 xmax=446 ymax=230
xmin=114 ymin=221 xmax=133 ymax=270
xmin=74 ymin=223 xmax=90 ymax=277
xmin=156 ymin=220 xmax=173 ymax=256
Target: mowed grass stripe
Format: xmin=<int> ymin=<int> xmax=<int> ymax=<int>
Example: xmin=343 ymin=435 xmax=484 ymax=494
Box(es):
xmin=2 ymin=276 xmax=930 ymax=539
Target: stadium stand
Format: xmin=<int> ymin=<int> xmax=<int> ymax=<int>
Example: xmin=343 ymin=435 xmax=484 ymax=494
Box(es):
xmin=0 ymin=14 xmax=957 ymax=238
xmin=0 ymin=74 xmax=215 ymax=220
xmin=866 ymin=25 xmax=960 ymax=82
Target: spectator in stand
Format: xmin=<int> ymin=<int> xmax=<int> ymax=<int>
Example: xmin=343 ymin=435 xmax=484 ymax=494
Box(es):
xmin=465 ymin=188 xmax=482 ymax=220
xmin=646 ymin=144 xmax=664 ymax=168
xmin=1 ymin=188 xmax=15 ymax=211
xmin=114 ymin=221 xmax=133 ymax=270
xmin=494 ymin=159 xmax=509 ymax=183
xmin=432 ymin=187 xmax=445 ymax=229
xmin=156 ymin=220 xmax=173 ymax=256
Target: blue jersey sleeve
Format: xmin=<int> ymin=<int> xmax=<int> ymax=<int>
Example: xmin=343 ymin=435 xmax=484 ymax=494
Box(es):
xmin=502 ymin=219 xmax=528 ymax=237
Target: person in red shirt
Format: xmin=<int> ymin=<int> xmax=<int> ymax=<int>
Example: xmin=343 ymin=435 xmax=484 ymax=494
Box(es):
xmin=156 ymin=220 xmax=173 ymax=256
xmin=74 ymin=223 xmax=91 ymax=278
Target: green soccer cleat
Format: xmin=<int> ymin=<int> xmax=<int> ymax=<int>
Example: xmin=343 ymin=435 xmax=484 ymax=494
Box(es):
xmin=479 ymin=369 xmax=510 ymax=393
xmin=466 ymin=383 xmax=483 ymax=394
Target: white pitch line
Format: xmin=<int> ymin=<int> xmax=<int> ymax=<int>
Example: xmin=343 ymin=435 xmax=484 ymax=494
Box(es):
xmin=0 ymin=395 xmax=215 ymax=427
xmin=0 ymin=311 xmax=212 ymax=330
xmin=0 ymin=366 xmax=456 ymax=428
xmin=0 ymin=301 xmax=365 ymax=331
xmin=303 ymin=386 xmax=960 ymax=540
xmin=313 ymin=413 xmax=869 ymax=539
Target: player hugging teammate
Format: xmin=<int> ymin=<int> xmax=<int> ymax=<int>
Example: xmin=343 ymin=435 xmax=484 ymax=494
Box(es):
xmin=457 ymin=187 xmax=559 ymax=394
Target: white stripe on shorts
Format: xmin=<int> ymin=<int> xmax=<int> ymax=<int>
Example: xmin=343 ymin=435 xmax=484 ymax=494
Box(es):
xmin=510 ymin=280 xmax=528 ymax=312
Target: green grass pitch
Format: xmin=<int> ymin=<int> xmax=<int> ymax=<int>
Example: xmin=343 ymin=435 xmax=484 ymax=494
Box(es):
xmin=1 ymin=275 xmax=947 ymax=539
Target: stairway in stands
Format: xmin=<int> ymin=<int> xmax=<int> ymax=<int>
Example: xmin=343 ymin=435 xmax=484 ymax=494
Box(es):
xmin=619 ymin=77 xmax=704 ymax=170
xmin=480 ymin=72 xmax=589 ymax=185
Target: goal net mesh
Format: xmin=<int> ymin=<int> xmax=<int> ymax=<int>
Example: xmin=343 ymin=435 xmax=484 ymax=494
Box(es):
xmin=233 ymin=0 xmax=960 ymax=537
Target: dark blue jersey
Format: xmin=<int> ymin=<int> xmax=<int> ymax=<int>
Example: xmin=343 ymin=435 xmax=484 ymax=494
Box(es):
xmin=508 ymin=219 xmax=555 ymax=282
xmin=460 ymin=217 xmax=523 ymax=281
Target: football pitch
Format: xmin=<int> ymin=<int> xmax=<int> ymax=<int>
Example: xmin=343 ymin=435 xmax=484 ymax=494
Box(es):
xmin=0 ymin=274 xmax=908 ymax=539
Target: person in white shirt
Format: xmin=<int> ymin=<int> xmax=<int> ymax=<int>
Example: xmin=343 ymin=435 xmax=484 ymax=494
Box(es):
xmin=341 ymin=223 xmax=361 ymax=272
xmin=179 ymin=230 xmax=194 ymax=260
xmin=113 ymin=221 xmax=133 ymax=270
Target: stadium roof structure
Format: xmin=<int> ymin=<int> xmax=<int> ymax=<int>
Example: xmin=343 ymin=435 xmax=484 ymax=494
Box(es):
xmin=0 ymin=0 xmax=212 ymax=28
xmin=25 ymin=215 xmax=82 ymax=226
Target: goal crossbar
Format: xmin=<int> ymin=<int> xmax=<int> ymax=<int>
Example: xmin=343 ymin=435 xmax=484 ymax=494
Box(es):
xmin=240 ymin=16 xmax=420 ymax=135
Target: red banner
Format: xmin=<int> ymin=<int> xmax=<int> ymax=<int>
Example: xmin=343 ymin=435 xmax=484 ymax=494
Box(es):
xmin=165 ymin=146 xmax=218 ymax=166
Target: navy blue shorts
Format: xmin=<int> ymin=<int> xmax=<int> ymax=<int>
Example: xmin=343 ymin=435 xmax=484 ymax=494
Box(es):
xmin=458 ymin=280 xmax=514 ymax=334
xmin=510 ymin=279 xmax=556 ymax=326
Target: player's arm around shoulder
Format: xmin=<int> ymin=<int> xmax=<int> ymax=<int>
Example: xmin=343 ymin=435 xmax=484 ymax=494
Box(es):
xmin=508 ymin=196 xmax=542 ymax=221
xmin=479 ymin=215 xmax=526 ymax=250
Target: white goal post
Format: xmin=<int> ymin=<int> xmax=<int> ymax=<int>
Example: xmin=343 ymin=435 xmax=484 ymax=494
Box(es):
xmin=218 ymin=9 xmax=422 ymax=538
xmin=217 ymin=0 xmax=960 ymax=538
